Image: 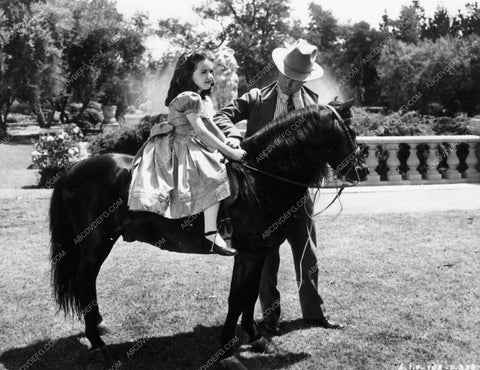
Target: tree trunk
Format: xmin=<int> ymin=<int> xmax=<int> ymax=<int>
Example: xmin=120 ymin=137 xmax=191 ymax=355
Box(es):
xmin=0 ymin=99 xmax=12 ymax=139
xmin=36 ymin=105 xmax=47 ymax=128
xmin=30 ymin=85 xmax=49 ymax=128
xmin=47 ymin=99 xmax=56 ymax=126
xmin=58 ymin=95 xmax=70 ymax=124
xmin=0 ymin=116 xmax=7 ymax=139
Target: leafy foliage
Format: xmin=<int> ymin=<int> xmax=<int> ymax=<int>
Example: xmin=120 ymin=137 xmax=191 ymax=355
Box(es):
xmin=351 ymin=107 xmax=434 ymax=136
xmin=195 ymin=0 xmax=294 ymax=92
xmin=0 ymin=0 xmax=149 ymax=135
xmin=31 ymin=123 xmax=84 ymax=187
xmin=88 ymin=114 xmax=167 ymax=155
xmin=377 ymin=35 xmax=480 ymax=114
xmin=76 ymin=101 xmax=104 ymax=132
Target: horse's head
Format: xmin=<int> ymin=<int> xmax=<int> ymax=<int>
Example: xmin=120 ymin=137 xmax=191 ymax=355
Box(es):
xmin=325 ymin=99 xmax=369 ymax=183
xmin=242 ymin=102 xmax=368 ymax=186
xmin=322 ymin=99 xmax=369 ymax=184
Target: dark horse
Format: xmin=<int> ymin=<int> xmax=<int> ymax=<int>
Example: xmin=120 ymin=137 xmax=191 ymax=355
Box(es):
xmin=49 ymin=102 xmax=367 ymax=366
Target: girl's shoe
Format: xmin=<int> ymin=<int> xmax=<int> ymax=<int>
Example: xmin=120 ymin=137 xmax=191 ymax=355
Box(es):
xmin=204 ymin=230 xmax=237 ymax=256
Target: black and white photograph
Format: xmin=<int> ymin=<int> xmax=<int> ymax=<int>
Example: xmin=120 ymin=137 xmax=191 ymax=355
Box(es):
xmin=0 ymin=0 xmax=479 ymax=369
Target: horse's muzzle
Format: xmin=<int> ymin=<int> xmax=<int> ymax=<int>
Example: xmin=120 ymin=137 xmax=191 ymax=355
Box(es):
xmin=344 ymin=162 xmax=369 ymax=184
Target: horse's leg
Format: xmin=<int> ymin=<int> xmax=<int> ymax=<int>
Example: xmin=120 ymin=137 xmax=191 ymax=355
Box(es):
xmin=239 ymin=252 xmax=278 ymax=354
xmin=76 ymin=236 xmax=117 ymax=352
xmin=220 ymin=251 xmax=265 ymax=359
xmin=240 ymin=301 xmax=260 ymax=342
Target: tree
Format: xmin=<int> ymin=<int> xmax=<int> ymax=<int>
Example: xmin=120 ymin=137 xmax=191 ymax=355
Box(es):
xmin=395 ymin=1 xmax=425 ymax=44
xmin=377 ymin=35 xmax=480 ymax=115
xmin=306 ymin=4 xmax=339 ymax=51
xmin=156 ymin=18 xmax=223 ymax=50
xmin=341 ymin=22 xmax=388 ymax=104
xmin=453 ymin=2 xmax=480 ymax=36
xmin=62 ymin=0 xmax=146 ymax=119
xmin=195 ymin=0 xmax=294 ymax=91
xmin=0 ymin=0 xmax=69 ymax=128
xmin=422 ymin=6 xmax=455 ymax=41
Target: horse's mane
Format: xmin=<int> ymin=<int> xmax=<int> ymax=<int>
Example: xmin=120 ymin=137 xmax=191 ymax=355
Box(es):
xmin=226 ymin=106 xmax=338 ymax=217
xmin=241 ymin=105 xmax=334 ymax=186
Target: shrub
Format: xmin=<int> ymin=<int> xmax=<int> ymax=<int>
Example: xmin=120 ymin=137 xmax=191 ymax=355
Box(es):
xmin=88 ymin=114 xmax=167 ymax=155
xmin=351 ymin=107 xmax=434 ymax=136
xmin=9 ymin=101 xmax=32 ymax=115
xmin=31 ymin=124 xmax=84 ymax=188
xmin=377 ymin=36 xmax=480 ymax=115
xmin=6 ymin=115 xmax=20 ymax=123
xmin=74 ymin=101 xmax=104 ymax=132
xmin=432 ymin=116 xmax=470 ymax=135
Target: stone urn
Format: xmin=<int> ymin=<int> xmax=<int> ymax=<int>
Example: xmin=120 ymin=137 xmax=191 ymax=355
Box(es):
xmin=101 ymin=105 xmax=119 ymax=128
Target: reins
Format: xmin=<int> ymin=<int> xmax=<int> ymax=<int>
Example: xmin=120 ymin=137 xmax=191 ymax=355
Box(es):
xmin=240 ymin=162 xmax=322 ymax=189
xmin=238 ymin=104 xmax=357 ymax=215
xmin=237 ymin=104 xmax=360 ymax=295
xmin=239 ymin=161 xmax=348 ymax=215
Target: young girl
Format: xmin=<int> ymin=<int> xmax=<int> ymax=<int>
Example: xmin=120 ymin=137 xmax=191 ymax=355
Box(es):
xmin=128 ymin=50 xmax=246 ymax=256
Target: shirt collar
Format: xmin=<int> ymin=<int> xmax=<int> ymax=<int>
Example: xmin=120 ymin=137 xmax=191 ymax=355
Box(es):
xmin=277 ymin=86 xmax=302 ymax=103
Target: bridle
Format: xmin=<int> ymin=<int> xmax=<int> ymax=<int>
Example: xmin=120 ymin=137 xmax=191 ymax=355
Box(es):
xmin=238 ymin=104 xmax=362 ymax=198
xmin=237 ymin=104 xmax=363 ymax=293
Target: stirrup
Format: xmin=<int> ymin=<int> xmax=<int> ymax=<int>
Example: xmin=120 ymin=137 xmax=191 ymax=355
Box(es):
xmin=219 ymin=217 xmax=233 ymax=249
xmin=204 ymin=230 xmax=237 ymax=256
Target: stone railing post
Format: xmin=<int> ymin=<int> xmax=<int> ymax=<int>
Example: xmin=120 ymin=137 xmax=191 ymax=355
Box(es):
xmin=405 ymin=142 xmax=422 ymax=181
xmin=364 ymin=144 xmax=380 ymax=183
xmin=424 ymin=144 xmax=442 ymax=180
xmin=463 ymin=142 xmax=480 ymax=179
xmin=386 ymin=143 xmax=402 ymax=181
xmin=445 ymin=142 xmax=462 ymax=180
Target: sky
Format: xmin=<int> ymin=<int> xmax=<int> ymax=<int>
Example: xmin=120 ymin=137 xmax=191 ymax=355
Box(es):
xmin=115 ymin=0 xmax=472 ymax=29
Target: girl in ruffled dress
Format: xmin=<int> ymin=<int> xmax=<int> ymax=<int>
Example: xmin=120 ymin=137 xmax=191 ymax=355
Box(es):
xmin=128 ymin=50 xmax=246 ymax=256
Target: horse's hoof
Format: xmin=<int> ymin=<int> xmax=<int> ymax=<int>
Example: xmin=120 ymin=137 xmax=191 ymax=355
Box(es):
xmin=249 ymin=336 xmax=277 ymax=354
xmin=218 ymin=355 xmax=248 ymax=370
xmin=89 ymin=346 xmax=114 ymax=363
xmin=100 ymin=345 xmax=114 ymax=362
xmin=97 ymin=321 xmax=111 ymax=336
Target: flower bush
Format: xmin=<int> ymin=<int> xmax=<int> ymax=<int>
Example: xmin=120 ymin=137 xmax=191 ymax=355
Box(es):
xmin=31 ymin=124 xmax=84 ymax=188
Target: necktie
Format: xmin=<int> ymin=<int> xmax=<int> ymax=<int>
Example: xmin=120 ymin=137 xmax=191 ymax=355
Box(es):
xmin=287 ymin=94 xmax=295 ymax=112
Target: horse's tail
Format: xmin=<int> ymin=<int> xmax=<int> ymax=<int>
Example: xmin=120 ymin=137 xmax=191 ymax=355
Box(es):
xmin=49 ymin=172 xmax=82 ymax=317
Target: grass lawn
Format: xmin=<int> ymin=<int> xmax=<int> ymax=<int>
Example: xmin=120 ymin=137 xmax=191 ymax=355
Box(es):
xmin=0 ymin=143 xmax=35 ymax=170
xmin=0 ymin=143 xmax=39 ymax=189
xmin=0 ymin=196 xmax=479 ymax=370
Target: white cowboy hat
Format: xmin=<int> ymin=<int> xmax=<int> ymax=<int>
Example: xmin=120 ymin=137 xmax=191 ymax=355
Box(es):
xmin=272 ymin=39 xmax=324 ymax=81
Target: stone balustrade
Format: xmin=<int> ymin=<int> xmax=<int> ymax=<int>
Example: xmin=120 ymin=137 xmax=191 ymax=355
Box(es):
xmin=236 ymin=128 xmax=480 ymax=186
xmin=353 ymin=135 xmax=480 ymax=185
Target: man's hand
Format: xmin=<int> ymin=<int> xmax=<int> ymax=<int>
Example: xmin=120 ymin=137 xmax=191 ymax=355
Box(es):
xmin=225 ymin=137 xmax=241 ymax=149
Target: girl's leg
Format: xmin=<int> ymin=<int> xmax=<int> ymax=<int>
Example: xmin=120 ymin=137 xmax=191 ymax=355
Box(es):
xmin=204 ymin=202 xmax=228 ymax=247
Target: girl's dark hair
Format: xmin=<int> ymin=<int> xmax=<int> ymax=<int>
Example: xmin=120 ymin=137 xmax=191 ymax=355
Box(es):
xmin=165 ymin=50 xmax=215 ymax=106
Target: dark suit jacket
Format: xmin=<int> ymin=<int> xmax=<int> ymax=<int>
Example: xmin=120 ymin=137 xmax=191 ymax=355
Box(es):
xmin=215 ymin=81 xmax=319 ymax=138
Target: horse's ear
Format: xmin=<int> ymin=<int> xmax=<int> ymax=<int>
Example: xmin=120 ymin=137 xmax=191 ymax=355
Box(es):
xmin=339 ymin=98 xmax=355 ymax=110
xmin=327 ymin=97 xmax=354 ymax=110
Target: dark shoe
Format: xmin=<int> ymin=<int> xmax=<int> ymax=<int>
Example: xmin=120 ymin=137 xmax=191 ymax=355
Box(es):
xmin=259 ymin=321 xmax=281 ymax=336
xmin=303 ymin=317 xmax=345 ymax=329
xmin=204 ymin=230 xmax=237 ymax=256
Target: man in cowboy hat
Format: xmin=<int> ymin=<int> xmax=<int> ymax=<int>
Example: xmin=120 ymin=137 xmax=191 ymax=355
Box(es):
xmin=214 ymin=39 xmax=344 ymax=335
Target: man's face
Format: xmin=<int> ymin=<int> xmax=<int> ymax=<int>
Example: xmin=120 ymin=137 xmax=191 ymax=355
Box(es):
xmin=277 ymin=72 xmax=305 ymax=95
